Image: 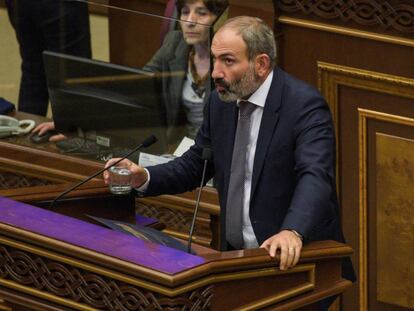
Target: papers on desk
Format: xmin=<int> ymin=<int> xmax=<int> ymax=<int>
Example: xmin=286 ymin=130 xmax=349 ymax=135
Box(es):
xmin=138 ymin=152 xmax=174 ymax=167
xmin=173 ymin=136 xmax=195 ymax=156
xmin=88 ymin=215 xmax=195 ymax=254
xmin=138 ymin=136 xmax=213 ymax=187
xmin=138 ymin=136 xmax=195 ymax=167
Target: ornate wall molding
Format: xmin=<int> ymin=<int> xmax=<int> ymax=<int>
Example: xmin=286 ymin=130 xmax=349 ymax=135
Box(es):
xmin=318 ymin=61 xmax=414 ymax=127
xmin=277 ymin=0 xmax=414 ymax=33
xmin=358 ymin=109 xmax=414 ymax=311
xmin=318 ymin=62 xmax=414 ymax=311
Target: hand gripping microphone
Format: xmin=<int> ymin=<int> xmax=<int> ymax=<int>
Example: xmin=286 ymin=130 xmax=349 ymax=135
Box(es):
xmin=187 ymin=147 xmax=212 ymax=253
xmin=49 ymin=135 xmax=157 ymax=209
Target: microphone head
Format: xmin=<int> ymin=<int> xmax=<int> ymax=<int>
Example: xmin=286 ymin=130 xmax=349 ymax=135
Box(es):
xmin=202 ymin=147 xmax=212 ymax=161
xmin=141 ymin=135 xmax=158 ymax=148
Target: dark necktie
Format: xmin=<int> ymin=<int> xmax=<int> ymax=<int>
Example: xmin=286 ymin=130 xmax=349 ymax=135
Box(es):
xmin=225 ymin=101 xmax=257 ymax=249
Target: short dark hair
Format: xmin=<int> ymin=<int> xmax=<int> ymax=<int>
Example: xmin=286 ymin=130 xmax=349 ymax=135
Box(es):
xmin=176 ymin=0 xmax=228 ymax=17
xmin=220 ymin=16 xmax=277 ymax=68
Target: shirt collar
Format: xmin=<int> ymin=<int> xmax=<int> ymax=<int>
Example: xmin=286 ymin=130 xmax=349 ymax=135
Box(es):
xmin=237 ymin=70 xmax=273 ymax=109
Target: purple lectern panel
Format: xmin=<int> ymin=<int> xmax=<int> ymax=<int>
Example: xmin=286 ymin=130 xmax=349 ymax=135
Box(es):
xmin=0 ymin=196 xmax=205 ymax=274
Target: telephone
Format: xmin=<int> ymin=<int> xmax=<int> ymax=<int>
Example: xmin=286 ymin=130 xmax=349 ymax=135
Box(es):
xmin=0 ymin=115 xmax=35 ymax=138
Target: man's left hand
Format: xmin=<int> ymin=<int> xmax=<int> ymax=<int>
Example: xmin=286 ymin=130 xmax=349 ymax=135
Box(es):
xmin=260 ymin=230 xmax=303 ymax=270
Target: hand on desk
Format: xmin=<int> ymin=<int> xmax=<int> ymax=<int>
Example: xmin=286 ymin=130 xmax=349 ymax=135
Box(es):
xmin=103 ymin=158 xmax=148 ymax=189
xmin=32 ymin=121 xmax=66 ymax=142
xmin=260 ymin=229 xmax=303 ymax=270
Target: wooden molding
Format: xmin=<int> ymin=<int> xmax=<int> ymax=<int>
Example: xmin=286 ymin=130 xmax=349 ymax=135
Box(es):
xmin=318 ymin=63 xmax=414 ymax=311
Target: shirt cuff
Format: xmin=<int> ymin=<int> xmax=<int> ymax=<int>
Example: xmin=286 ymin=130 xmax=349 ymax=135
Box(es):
xmin=134 ymin=168 xmax=150 ymax=194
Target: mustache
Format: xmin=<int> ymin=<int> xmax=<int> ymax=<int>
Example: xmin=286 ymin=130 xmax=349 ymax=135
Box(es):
xmin=214 ymin=78 xmax=230 ymax=88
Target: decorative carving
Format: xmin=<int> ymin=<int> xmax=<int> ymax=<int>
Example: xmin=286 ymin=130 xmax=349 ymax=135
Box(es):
xmin=0 ymin=245 xmax=214 ymax=310
xmin=136 ymin=201 xmax=192 ymax=232
xmin=0 ymin=172 xmax=52 ymax=190
xmin=135 ymin=200 xmax=213 ymax=245
xmin=277 ymin=0 xmax=414 ymax=33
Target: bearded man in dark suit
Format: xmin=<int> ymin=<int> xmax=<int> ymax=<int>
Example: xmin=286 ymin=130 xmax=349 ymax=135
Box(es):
xmin=104 ymin=17 xmax=355 ymax=308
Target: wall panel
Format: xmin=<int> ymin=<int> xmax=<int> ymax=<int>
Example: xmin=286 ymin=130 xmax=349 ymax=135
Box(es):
xmin=317 ymin=62 xmax=414 ymax=310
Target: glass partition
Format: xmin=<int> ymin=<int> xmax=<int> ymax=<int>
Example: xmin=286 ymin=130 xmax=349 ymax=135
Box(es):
xmin=0 ymin=0 xmax=227 ymax=164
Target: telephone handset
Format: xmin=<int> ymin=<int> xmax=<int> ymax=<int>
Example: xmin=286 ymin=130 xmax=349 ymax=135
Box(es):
xmin=0 ymin=115 xmax=35 ymax=138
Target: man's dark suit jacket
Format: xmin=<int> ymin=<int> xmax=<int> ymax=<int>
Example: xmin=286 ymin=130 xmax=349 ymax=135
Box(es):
xmin=145 ymin=67 xmax=355 ymax=281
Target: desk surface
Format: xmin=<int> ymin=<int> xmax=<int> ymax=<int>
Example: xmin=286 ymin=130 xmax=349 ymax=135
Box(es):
xmin=0 ymin=196 xmax=206 ymax=275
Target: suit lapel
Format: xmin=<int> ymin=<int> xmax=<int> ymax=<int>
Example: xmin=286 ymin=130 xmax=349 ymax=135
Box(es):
xmin=251 ymin=68 xmax=284 ymax=198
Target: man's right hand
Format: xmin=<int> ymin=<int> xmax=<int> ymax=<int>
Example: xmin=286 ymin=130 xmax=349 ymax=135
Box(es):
xmin=103 ymin=158 xmax=148 ymax=188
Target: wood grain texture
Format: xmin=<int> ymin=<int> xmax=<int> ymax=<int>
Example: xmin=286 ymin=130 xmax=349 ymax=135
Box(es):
xmin=376 ymin=133 xmax=414 ymax=309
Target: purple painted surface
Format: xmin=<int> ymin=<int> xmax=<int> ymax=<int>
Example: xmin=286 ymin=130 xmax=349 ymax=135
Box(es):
xmin=135 ymin=214 xmax=158 ymax=227
xmin=0 ymin=196 xmax=205 ymax=274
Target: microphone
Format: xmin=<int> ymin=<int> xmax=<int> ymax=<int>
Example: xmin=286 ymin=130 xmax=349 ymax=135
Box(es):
xmin=187 ymin=147 xmax=212 ymax=253
xmin=49 ymin=135 xmax=157 ymax=209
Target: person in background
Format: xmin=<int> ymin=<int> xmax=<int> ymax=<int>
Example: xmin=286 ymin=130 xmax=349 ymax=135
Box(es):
xmin=144 ymin=0 xmax=228 ymax=146
xmin=30 ymin=0 xmax=228 ymax=146
xmin=104 ymin=16 xmax=355 ymax=310
xmin=6 ymin=0 xmax=92 ymax=117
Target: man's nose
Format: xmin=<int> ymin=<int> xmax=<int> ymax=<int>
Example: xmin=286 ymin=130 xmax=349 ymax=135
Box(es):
xmin=211 ymin=62 xmax=223 ymax=79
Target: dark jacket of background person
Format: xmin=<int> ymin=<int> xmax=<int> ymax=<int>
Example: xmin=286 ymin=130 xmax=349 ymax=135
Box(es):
xmin=143 ymin=30 xmax=211 ymax=146
xmin=6 ymin=0 xmax=92 ymax=116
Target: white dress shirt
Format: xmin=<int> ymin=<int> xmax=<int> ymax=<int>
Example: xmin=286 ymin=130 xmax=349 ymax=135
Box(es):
xmin=239 ymin=70 xmax=273 ymax=248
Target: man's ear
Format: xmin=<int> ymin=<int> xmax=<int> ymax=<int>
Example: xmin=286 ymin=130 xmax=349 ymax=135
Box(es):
xmin=254 ymin=54 xmax=271 ymax=78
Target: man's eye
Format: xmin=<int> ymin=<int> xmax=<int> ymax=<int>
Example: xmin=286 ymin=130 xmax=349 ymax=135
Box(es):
xmin=181 ymin=9 xmax=189 ymax=15
xmin=225 ymin=59 xmax=234 ymax=65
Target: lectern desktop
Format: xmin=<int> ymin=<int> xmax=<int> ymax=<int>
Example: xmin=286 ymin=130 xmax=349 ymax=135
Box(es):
xmin=0 ymin=196 xmax=352 ymax=310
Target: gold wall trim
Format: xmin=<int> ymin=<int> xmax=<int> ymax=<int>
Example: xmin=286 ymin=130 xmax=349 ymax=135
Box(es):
xmin=318 ymin=63 xmax=414 ymax=311
xmin=318 ymin=62 xmax=414 ymax=127
xmin=358 ymin=109 xmax=414 ymax=311
xmin=0 ymin=235 xmax=314 ymax=303
xmin=318 ymin=61 xmax=414 ymax=185
xmin=278 ymin=16 xmax=414 ymax=48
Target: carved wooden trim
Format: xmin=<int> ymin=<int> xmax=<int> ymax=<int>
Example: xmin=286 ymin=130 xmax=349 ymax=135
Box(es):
xmin=278 ymin=16 xmax=414 ymax=47
xmin=0 ymin=298 xmax=12 ymax=311
xmin=0 ymin=243 xmax=214 ymax=310
xmin=276 ymin=0 xmax=414 ymax=34
xmin=0 ymin=172 xmax=54 ymax=190
xmin=236 ymin=264 xmax=315 ymax=310
xmin=318 ymin=61 xmax=414 ymax=127
xmin=136 ymin=200 xmax=213 ymax=247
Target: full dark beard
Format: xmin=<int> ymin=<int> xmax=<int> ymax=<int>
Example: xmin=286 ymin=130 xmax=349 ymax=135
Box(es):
xmin=215 ymin=63 xmax=261 ymax=103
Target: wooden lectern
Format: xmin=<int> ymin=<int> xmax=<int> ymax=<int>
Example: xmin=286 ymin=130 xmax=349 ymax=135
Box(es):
xmin=0 ymin=197 xmax=352 ymax=311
